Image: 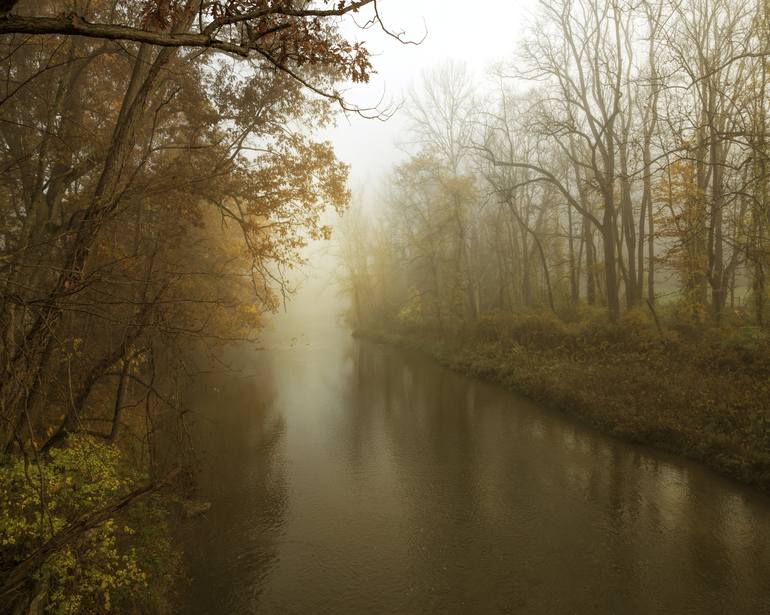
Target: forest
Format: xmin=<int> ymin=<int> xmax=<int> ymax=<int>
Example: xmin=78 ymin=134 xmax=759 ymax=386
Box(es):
xmin=1 ymin=0 xmax=770 ymax=613
xmin=0 ymin=1 xmax=382 ymax=612
xmin=341 ymin=0 xmax=770 ymax=492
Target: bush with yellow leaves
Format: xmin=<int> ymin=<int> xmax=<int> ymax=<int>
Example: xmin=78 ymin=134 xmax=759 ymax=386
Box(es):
xmin=0 ymin=435 xmax=177 ymax=613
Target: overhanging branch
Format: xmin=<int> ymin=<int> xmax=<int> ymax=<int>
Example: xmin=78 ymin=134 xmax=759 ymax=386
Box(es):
xmin=0 ymin=14 xmax=252 ymax=56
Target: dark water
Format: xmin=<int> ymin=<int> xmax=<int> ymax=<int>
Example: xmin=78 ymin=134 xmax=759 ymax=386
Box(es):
xmin=179 ymin=322 xmax=770 ymax=614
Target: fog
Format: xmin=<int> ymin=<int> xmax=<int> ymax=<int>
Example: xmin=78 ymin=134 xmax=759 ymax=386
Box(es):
xmin=321 ymin=0 xmax=538 ymax=187
xmin=3 ymin=2 xmax=770 ymax=612
xmin=281 ymin=1 xmax=540 ymax=332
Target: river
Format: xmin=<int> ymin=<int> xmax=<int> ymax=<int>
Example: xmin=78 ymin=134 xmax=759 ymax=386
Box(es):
xmin=178 ymin=313 xmax=770 ymax=613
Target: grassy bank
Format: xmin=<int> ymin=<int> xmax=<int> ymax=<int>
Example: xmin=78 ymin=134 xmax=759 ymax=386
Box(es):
xmin=358 ymin=312 xmax=770 ymax=492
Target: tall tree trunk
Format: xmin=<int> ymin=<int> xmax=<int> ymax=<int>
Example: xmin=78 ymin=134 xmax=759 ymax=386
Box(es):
xmin=602 ymin=199 xmax=621 ymax=321
xmin=0 ymin=11 xmax=194 ymax=445
xmin=584 ymin=217 xmax=597 ymax=306
xmin=567 ymin=202 xmax=579 ymax=305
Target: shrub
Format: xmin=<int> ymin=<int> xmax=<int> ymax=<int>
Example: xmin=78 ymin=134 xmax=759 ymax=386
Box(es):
xmin=0 ymin=435 xmax=177 ymax=613
xmin=569 ymin=308 xmax=645 ymax=349
xmin=472 ymin=312 xmax=575 ymax=350
xmin=688 ymin=326 xmax=770 ymax=376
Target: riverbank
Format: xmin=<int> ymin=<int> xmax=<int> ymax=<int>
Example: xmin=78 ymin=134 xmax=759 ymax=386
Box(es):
xmin=357 ymin=313 xmax=770 ymax=492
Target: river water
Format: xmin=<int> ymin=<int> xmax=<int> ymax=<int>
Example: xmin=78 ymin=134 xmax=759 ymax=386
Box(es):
xmin=178 ymin=316 xmax=770 ymax=614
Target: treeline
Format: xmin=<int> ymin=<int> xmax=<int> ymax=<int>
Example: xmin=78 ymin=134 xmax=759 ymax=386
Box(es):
xmin=344 ymin=0 xmax=770 ymax=331
xmin=0 ymin=1 xmax=384 ymax=611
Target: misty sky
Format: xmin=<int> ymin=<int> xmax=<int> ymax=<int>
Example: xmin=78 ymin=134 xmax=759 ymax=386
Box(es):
xmin=285 ymin=1 xmax=539 ymax=323
xmin=322 ymin=0 xmax=539 ymax=189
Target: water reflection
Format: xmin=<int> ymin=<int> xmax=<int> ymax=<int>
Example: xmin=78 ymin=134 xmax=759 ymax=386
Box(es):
xmin=180 ymin=329 xmax=770 ymax=614
xmin=179 ymin=354 xmax=287 ymax=614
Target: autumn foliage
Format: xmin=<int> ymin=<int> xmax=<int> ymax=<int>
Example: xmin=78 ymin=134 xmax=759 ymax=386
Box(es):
xmin=0 ymin=0 xmax=382 ymax=609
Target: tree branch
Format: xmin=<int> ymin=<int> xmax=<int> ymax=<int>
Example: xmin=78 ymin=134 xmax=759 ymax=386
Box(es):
xmin=0 ymin=466 xmax=180 ymax=600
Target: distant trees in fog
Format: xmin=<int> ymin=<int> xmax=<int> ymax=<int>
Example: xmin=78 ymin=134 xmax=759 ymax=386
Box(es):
xmin=343 ymin=0 xmax=770 ymax=330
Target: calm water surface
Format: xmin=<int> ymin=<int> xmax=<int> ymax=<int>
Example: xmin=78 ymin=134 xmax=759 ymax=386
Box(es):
xmin=179 ymin=321 xmax=770 ymax=614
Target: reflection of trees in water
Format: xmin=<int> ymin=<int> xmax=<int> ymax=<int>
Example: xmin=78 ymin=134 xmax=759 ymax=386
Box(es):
xmin=178 ymin=363 xmax=289 ymax=615
xmin=173 ymin=340 xmax=770 ymax=614
xmin=344 ymin=341 xmax=501 ymax=609
xmin=341 ymin=340 xmax=770 ymax=612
